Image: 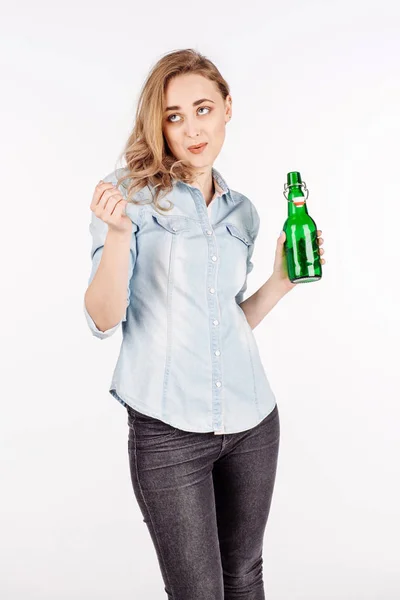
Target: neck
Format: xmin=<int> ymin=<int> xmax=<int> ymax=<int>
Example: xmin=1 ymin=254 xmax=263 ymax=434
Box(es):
xmin=191 ymin=167 xmax=214 ymax=203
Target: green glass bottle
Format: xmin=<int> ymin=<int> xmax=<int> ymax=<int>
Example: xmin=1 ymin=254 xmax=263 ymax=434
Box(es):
xmin=282 ymin=171 xmax=322 ymax=283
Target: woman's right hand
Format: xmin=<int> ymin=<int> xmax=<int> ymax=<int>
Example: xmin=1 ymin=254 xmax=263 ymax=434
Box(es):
xmin=90 ymin=180 xmax=133 ymax=234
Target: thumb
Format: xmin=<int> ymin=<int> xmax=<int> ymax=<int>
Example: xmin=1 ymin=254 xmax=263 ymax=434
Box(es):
xmin=278 ymin=230 xmax=286 ymax=243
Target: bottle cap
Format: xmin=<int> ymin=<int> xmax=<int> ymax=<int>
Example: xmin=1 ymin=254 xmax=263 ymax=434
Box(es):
xmin=287 ymin=172 xmax=302 ymax=186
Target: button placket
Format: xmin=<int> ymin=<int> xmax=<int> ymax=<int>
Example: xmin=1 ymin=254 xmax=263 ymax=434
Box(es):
xmin=208 ymin=231 xmax=223 ymax=432
xmin=192 ymin=189 xmax=225 ymax=434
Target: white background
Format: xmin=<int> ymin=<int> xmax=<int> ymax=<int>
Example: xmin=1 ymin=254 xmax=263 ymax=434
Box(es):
xmin=1 ymin=0 xmax=399 ymax=598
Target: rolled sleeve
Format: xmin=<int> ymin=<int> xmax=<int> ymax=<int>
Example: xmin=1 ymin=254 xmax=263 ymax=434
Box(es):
xmin=83 ymin=298 xmax=122 ymax=339
xmin=84 ymin=171 xmax=139 ymax=339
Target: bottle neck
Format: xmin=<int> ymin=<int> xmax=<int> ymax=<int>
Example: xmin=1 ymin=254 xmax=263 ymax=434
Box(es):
xmin=287 ymin=187 xmax=309 ymax=216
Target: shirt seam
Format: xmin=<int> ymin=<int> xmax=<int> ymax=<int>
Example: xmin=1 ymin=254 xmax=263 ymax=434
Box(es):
xmin=162 ymin=234 xmax=175 ymax=417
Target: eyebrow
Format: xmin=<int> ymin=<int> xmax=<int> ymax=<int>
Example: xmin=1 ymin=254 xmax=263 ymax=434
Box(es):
xmin=165 ymin=98 xmax=215 ymax=112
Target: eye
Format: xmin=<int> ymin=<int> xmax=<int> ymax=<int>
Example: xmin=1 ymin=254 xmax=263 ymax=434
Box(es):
xmin=167 ymin=106 xmax=212 ymax=123
xmin=198 ymin=106 xmax=211 ymax=116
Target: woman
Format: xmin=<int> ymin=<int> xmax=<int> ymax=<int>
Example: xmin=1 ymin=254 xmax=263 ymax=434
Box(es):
xmin=84 ymin=48 xmax=325 ymax=600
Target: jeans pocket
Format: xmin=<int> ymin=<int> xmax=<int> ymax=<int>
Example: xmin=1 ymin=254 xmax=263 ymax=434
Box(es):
xmin=127 ymin=406 xmax=179 ymax=447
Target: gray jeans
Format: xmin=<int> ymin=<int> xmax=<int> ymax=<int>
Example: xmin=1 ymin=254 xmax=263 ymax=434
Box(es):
xmin=127 ymin=403 xmax=280 ymax=600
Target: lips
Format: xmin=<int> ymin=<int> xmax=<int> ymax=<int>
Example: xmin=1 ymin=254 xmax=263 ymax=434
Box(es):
xmin=188 ymin=143 xmax=207 ymax=150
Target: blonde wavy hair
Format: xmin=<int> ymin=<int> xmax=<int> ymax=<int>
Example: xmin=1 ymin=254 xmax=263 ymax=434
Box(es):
xmin=111 ymin=48 xmax=231 ymax=214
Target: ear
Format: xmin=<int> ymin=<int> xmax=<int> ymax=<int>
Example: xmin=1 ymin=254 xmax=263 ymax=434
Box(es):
xmin=225 ymin=95 xmax=232 ymax=121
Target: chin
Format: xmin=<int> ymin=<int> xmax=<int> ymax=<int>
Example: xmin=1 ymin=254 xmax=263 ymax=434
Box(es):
xmin=190 ymin=162 xmax=213 ymax=172
xmin=188 ymin=154 xmax=214 ymax=166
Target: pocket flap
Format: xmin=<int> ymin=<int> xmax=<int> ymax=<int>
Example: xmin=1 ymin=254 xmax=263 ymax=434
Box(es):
xmin=152 ymin=214 xmax=191 ymax=234
xmin=225 ymin=223 xmax=253 ymax=246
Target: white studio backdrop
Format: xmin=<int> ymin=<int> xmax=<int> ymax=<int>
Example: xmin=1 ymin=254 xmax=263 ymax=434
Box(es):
xmin=1 ymin=0 xmax=399 ymax=598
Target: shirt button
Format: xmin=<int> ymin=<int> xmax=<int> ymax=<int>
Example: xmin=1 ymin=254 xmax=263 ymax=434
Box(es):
xmin=215 ymin=381 xmax=222 ymax=387
xmin=213 ymin=319 xmax=219 ymax=326
xmin=215 ymin=350 xmax=221 ymax=356
xmin=211 ymin=255 xmax=217 ymax=261
xmin=172 ymin=226 xmax=177 ymax=232
xmin=209 ymin=287 xmax=215 ymax=294
xmin=206 ymin=230 xmax=212 ymax=236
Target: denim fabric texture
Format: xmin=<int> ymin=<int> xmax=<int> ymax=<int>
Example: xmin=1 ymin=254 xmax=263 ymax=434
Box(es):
xmin=84 ymin=166 xmax=277 ymax=434
xmin=127 ymin=401 xmax=280 ymax=599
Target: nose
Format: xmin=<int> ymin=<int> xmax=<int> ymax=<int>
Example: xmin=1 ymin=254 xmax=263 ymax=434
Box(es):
xmin=185 ymin=117 xmax=201 ymax=139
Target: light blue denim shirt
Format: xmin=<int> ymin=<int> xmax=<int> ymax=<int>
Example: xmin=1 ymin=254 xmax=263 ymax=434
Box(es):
xmin=84 ymin=166 xmax=277 ymax=434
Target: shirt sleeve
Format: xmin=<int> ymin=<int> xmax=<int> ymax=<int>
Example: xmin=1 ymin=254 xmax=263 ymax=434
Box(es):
xmin=235 ymin=202 xmax=260 ymax=306
xmin=84 ymin=172 xmax=139 ymax=339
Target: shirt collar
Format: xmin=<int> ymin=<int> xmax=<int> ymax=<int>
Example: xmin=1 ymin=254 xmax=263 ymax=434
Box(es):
xmin=130 ymin=166 xmax=234 ymax=207
xmin=173 ymin=166 xmax=233 ymax=203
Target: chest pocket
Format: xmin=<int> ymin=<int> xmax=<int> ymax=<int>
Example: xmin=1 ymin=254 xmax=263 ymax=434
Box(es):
xmin=152 ymin=213 xmax=193 ymax=234
xmin=225 ymin=223 xmax=253 ymax=246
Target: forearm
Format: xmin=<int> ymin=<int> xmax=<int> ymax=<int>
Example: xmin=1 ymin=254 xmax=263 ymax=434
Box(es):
xmin=84 ymin=229 xmax=132 ymax=332
xmin=239 ymin=274 xmax=294 ymax=330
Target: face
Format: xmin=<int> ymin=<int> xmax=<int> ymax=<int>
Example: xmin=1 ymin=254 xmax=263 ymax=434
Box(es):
xmin=162 ymin=73 xmax=232 ymax=171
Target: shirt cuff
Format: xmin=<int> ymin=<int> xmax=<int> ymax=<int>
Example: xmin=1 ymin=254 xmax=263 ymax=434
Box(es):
xmin=83 ymin=300 xmax=121 ymax=339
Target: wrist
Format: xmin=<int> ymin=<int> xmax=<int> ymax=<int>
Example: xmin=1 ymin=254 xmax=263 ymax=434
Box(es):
xmin=106 ymin=226 xmax=132 ymax=242
xmin=269 ymin=272 xmax=296 ymax=294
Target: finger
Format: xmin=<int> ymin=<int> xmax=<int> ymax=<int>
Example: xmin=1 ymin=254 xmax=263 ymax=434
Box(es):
xmin=317 ymin=237 xmax=324 ymax=245
xmin=97 ymin=188 xmax=123 ymax=214
xmin=317 ymin=230 xmax=322 ymax=236
xmin=110 ymin=198 xmax=127 ymax=218
xmin=90 ymin=181 xmax=115 ymax=210
xmin=318 ymin=248 xmax=324 ymax=255
xmin=320 ymin=258 xmax=326 ymax=264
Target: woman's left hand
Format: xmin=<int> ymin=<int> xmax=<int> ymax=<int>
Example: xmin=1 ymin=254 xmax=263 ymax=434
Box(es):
xmin=272 ymin=229 xmax=325 ymax=292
